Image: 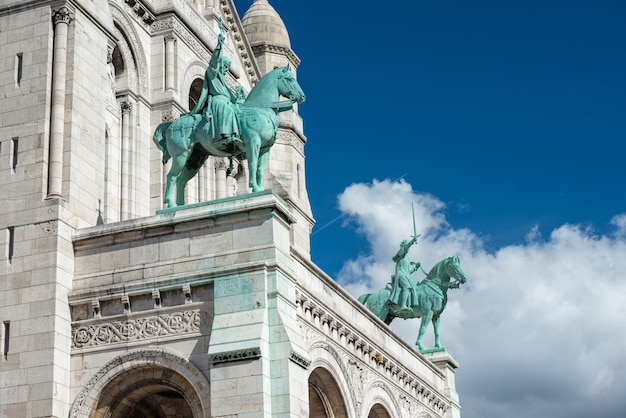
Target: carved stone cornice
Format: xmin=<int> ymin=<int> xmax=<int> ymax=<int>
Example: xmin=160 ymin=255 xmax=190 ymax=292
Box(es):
xmin=122 ymin=0 xmax=155 ymax=26
xmin=251 ymin=43 xmax=301 ymax=68
xmin=276 ymin=130 xmax=305 ymax=156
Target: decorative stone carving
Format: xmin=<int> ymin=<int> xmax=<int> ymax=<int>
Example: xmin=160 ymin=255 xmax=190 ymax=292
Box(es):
xmin=120 ymin=100 xmax=133 ymax=114
xmin=290 ymin=351 xmax=311 ymax=369
xmin=299 ymin=288 xmax=450 ymax=417
xmin=277 ymin=130 xmax=305 ymax=156
xmin=209 ymin=348 xmax=261 ymax=364
xmin=36 ymin=220 xmax=58 ymax=237
xmin=122 ymin=0 xmax=155 ymax=25
xmin=52 ymin=6 xmax=74 ymax=25
xmin=71 ymin=309 xmax=202 ymax=349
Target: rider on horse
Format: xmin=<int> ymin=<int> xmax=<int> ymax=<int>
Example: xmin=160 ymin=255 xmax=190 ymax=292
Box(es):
xmin=389 ymin=236 xmax=422 ymax=314
xmin=188 ymin=26 xmax=244 ymax=154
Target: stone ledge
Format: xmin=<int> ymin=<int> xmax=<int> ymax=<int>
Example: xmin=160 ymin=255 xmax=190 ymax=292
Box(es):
xmin=73 ymin=191 xmax=294 ymax=249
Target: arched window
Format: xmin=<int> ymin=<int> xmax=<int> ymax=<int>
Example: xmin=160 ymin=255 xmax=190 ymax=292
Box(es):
xmin=189 ymin=78 xmax=203 ymax=111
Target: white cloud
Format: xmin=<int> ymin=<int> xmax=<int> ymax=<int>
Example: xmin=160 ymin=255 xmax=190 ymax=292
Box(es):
xmin=335 ymin=179 xmax=626 ymax=418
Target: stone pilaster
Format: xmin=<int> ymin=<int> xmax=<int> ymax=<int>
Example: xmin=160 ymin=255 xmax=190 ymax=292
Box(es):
xmin=425 ymin=349 xmax=461 ymax=418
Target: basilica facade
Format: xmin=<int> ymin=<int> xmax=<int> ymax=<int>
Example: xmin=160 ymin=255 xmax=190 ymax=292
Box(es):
xmin=0 ymin=1 xmax=461 ymax=417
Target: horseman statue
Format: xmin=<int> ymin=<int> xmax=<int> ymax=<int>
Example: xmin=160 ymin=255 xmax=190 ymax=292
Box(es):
xmin=188 ymin=29 xmax=244 ymax=154
xmin=358 ymin=208 xmax=468 ymax=352
xmin=153 ymin=21 xmax=305 ymax=208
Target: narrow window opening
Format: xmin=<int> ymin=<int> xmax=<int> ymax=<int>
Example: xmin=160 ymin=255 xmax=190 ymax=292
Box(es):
xmin=11 ymin=137 xmax=18 ymax=173
xmin=8 ymin=227 xmax=14 ymax=264
xmin=2 ymin=321 xmax=9 ymax=358
xmin=297 ymin=164 xmax=302 ymax=198
xmin=15 ymin=53 xmax=23 ymax=86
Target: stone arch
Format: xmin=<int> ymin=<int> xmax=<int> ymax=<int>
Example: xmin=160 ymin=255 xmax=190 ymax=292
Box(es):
xmin=69 ymin=348 xmax=211 ymax=418
xmin=307 ymin=344 xmax=356 ymax=418
xmin=181 ymin=61 xmax=209 ymax=112
xmin=309 ymin=367 xmax=350 ymax=418
xmin=360 ymin=382 xmax=397 ymax=418
xmin=109 ymin=1 xmax=148 ymax=96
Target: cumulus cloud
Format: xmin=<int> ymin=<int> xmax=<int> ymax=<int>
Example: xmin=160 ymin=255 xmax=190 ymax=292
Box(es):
xmin=335 ymin=179 xmax=626 ymax=418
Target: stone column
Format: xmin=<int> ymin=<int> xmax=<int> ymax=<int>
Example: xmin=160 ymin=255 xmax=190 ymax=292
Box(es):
xmin=164 ymin=34 xmax=176 ymax=91
xmin=226 ymin=159 xmax=239 ymax=197
xmin=120 ymin=100 xmax=132 ymax=220
xmin=47 ymin=6 xmax=73 ymax=199
xmin=215 ymin=158 xmax=228 ymax=199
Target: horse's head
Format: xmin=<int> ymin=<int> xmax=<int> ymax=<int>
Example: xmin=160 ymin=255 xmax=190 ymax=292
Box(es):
xmin=276 ymin=65 xmax=306 ymax=104
xmin=445 ymin=256 xmax=468 ymax=286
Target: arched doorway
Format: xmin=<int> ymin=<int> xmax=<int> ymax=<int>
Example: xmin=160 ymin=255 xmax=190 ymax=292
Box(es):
xmin=308 ymin=367 xmax=349 ymax=418
xmin=92 ymin=364 xmax=199 ymax=418
xmin=94 ymin=366 xmax=195 ymax=418
xmin=70 ymin=349 xmax=211 ymax=418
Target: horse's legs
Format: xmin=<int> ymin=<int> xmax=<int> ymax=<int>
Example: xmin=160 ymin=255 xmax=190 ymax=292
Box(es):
xmin=255 ymin=147 xmax=270 ymax=191
xmin=416 ymin=310 xmax=433 ymax=351
xmin=164 ymin=152 xmax=190 ymax=208
xmin=433 ymin=316 xmax=442 ymax=348
xmin=245 ymin=135 xmax=262 ymax=192
xmin=175 ymin=166 xmax=196 ymax=206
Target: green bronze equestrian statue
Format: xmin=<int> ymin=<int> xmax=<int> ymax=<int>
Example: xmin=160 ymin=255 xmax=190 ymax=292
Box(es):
xmin=153 ymin=23 xmax=305 ymax=208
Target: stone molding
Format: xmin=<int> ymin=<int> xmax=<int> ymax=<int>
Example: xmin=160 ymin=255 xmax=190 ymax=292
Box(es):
xmin=71 ymin=309 xmax=203 ymax=349
xmin=152 ymin=15 xmax=211 ymax=63
xmin=121 ymin=0 xmax=156 ymax=26
xmin=297 ymin=290 xmax=450 ymax=417
xmin=290 ymin=350 xmax=311 ymax=369
xmin=209 ymin=347 xmax=262 ymax=364
xmin=151 ymin=14 xmax=241 ymax=92
xmin=251 ymin=43 xmax=301 ymax=68
xmin=276 ymin=129 xmax=305 ymax=156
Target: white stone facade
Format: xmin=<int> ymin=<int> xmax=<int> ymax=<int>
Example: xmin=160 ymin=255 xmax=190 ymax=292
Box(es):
xmin=0 ymin=1 xmax=460 ymax=417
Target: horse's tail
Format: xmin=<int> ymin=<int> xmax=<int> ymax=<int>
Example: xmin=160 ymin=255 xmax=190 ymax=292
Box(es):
xmin=153 ymin=122 xmax=172 ymax=164
xmin=357 ymin=293 xmax=371 ymax=305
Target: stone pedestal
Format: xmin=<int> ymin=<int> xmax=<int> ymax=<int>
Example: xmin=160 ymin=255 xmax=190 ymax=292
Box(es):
xmin=424 ymin=349 xmax=461 ymax=418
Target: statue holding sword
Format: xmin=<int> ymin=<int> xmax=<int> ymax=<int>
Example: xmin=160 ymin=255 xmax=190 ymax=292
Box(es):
xmin=388 ymin=204 xmax=422 ymax=314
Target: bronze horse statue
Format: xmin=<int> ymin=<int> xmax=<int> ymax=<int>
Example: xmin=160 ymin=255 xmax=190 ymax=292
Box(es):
xmin=358 ymin=256 xmax=467 ymax=352
xmin=153 ymin=65 xmax=305 ymax=208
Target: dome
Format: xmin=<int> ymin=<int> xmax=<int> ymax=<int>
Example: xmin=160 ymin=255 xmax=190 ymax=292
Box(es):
xmin=241 ymin=0 xmax=291 ymax=48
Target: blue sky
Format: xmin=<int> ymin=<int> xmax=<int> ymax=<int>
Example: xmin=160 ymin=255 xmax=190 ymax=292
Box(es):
xmin=233 ymin=2 xmax=626 ymax=417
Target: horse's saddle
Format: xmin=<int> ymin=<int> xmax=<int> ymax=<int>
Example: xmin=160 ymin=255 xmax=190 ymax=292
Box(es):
xmin=173 ymin=114 xmax=200 ymax=140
